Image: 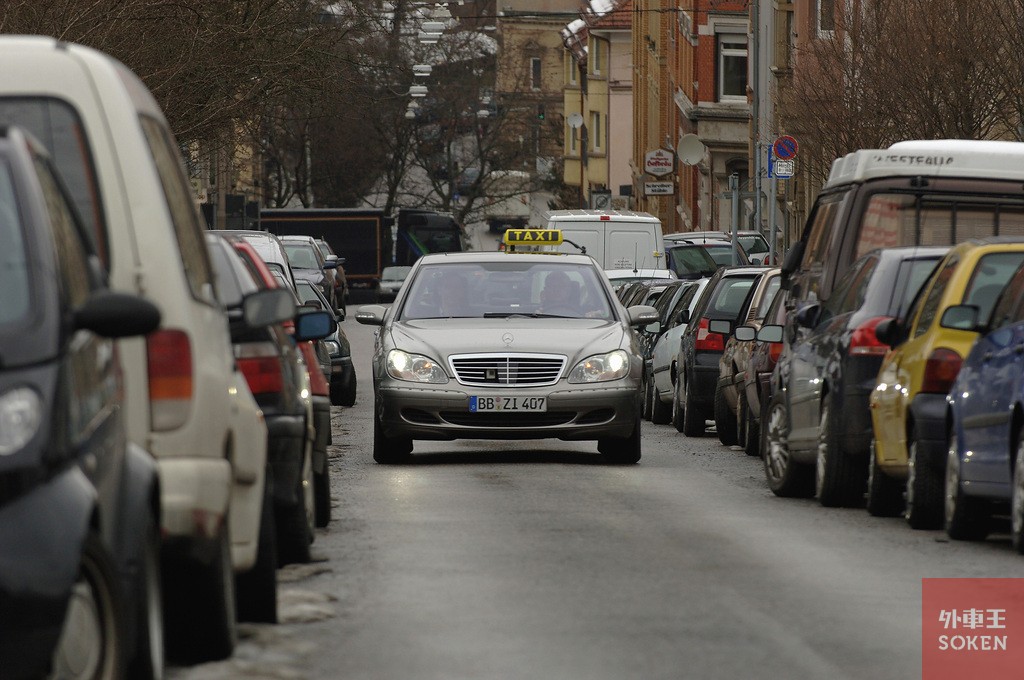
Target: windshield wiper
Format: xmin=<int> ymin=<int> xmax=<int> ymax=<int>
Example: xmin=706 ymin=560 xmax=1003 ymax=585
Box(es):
xmin=483 ymin=312 xmax=577 ymax=319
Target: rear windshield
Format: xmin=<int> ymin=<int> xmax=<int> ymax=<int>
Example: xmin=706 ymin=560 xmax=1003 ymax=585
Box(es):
xmin=706 ymin=276 xmax=757 ymax=320
xmin=667 ymin=245 xmax=717 ymax=277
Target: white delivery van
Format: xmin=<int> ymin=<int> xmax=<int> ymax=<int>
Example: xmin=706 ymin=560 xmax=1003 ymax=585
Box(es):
xmin=546 ymin=209 xmax=666 ymax=271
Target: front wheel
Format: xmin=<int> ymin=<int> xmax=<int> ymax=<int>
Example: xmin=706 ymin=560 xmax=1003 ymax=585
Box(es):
xmin=373 ymin=410 xmax=413 ymax=464
xmin=741 ymin=392 xmax=760 ymax=457
xmin=865 ymin=442 xmax=903 ymax=517
xmin=714 ymin=379 xmax=737 ymax=446
xmin=815 ymin=393 xmax=865 ymax=508
xmin=598 ymin=412 xmax=642 ymax=464
xmin=763 ymin=391 xmax=814 ymax=498
xmin=681 ymin=376 xmax=705 ymax=438
xmin=1012 ymin=435 xmax=1024 ymax=554
xmin=671 ymin=377 xmax=686 ymax=433
xmin=906 ymin=435 xmax=943 ymax=529
xmin=51 ymin=532 xmax=125 ymax=680
xmin=127 ymin=513 xmax=164 ymax=680
xmin=945 ymin=439 xmax=991 ymax=541
xmin=236 ymin=472 xmax=278 ymax=624
xmin=651 ymin=377 xmax=672 ymax=424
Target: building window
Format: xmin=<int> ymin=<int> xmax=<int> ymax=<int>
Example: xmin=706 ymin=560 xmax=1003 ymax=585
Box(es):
xmin=569 ymin=125 xmax=578 ymax=154
xmin=717 ymin=33 xmax=748 ymax=101
xmin=566 ymin=53 xmax=578 ymax=85
xmin=589 ymin=39 xmax=601 ymax=75
xmin=531 ymin=58 xmax=542 ymax=90
xmin=590 ymin=111 xmax=601 ymax=152
xmin=817 ymin=0 xmax=835 ymax=34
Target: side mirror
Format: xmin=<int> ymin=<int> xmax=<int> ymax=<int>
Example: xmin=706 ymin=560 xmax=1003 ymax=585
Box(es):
xmin=780 ymin=241 xmax=805 ymax=290
xmin=874 ymin=317 xmax=905 ymax=347
xmin=355 ymin=304 xmax=387 ymax=326
xmin=294 ymin=309 xmax=336 ymax=341
xmin=644 ymin=321 xmax=662 ymax=335
xmin=940 ymin=304 xmax=980 ymax=331
xmin=795 ymin=303 xmax=821 ymax=329
xmin=627 ymin=305 xmax=660 ymax=326
xmin=74 ymin=290 xmax=161 ymax=338
xmin=323 ymin=261 xmax=338 ymax=270
xmin=734 ymin=325 xmax=756 ymax=342
xmin=708 ymin=318 xmax=731 ymax=336
xmin=242 ymin=287 xmax=297 ymax=329
xmin=757 ymin=325 xmax=784 ymax=343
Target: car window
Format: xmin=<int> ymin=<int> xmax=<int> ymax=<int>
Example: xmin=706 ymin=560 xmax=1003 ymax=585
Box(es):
xmin=0 ymin=161 xmax=30 ymax=325
xmin=754 ymin=275 xmax=782 ymax=319
xmin=913 ymin=255 xmax=960 ymax=338
xmin=705 ymin=244 xmax=738 ymax=267
xmin=962 ymin=252 xmax=1024 ymax=325
xmin=990 ymin=263 xmax=1024 ymax=329
xmin=400 ymin=262 xmax=612 ymax=320
xmin=889 ymin=256 xmax=943 ymax=319
xmin=823 ymin=256 xmax=875 ymax=320
xmin=667 ymin=245 xmax=717 ymax=276
xmin=707 ymin=277 xmax=756 ymax=319
xmin=33 ymin=156 xmax=93 ymax=310
xmin=738 ymin=235 xmax=769 ymax=255
xmin=0 ymin=97 xmax=108 ymax=266
xmin=206 ymin=238 xmax=245 ymax=308
xmin=138 ymin=115 xmax=214 ymax=300
xmin=798 ymin=191 xmax=848 ymax=303
xmin=284 ymin=243 xmax=321 ymax=270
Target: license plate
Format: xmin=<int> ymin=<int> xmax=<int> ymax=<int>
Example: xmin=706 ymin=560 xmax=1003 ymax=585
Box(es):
xmin=469 ymin=396 xmax=547 ymax=412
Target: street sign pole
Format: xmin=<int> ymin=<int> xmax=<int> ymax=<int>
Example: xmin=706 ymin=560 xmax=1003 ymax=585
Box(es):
xmin=730 ymin=173 xmax=740 ymax=266
xmin=769 ymin=150 xmax=778 ymax=266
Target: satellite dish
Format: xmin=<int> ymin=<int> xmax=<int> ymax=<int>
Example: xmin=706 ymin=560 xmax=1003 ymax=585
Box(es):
xmin=567 ymin=112 xmax=584 ymax=129
xmin=677 ymin=134 xmax=705 ymax=165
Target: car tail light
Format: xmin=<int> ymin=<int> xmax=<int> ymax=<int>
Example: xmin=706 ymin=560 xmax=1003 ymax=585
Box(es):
xmin=920 ymin=348 xmax=963 ymax=394
xmin=769 ymin=341 xmax=782 ymax=363
xmin=848 ymin=316 xmax=891 ymax=356
xmin=147 ymin=330 xmax=192 ymax=431
xmin=236 ymin=342 xmax=284 ymax=395
xmin=695 ymin=318 xmax=725 ymax=352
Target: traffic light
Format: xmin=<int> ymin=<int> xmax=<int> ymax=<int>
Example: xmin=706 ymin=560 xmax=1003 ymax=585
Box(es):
xmin=537 ymin=104 xmax=545 ymax=121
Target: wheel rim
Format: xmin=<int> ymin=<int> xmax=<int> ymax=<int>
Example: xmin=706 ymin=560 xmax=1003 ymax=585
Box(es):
xmin=766 ymin=401 xmax=789 ymax=481
xmin=944 ymin=442 xmax=960 ymax=525
xmin=303 ymin=450 xmax=315 ymax=534
xmin=906 ymin=441 xmax=918 ymax=519
xmin=815 ymin=403 xmax=829 ymax=497
xmin=1013 ymin=442 xmax=1024 ymax=541
xmin=51 ymin=560 xmax=118 ymax=680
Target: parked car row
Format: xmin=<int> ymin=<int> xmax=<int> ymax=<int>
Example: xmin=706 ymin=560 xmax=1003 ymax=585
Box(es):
xmin=0 ymin=38 xmax=355 ymax=679
xmin=644 ymin=138 xmax=1024 ymax=560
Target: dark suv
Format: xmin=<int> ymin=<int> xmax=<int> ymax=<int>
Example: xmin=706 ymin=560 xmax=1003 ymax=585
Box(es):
xmin=673 ymin=266 xmax=770 ymax=436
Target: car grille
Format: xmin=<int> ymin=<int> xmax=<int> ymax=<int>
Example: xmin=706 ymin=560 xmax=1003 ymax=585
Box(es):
xmin=448 ymin=353 xmax=567 ymax=387
xmin=440 ymin=411 xmax=575 ymax=427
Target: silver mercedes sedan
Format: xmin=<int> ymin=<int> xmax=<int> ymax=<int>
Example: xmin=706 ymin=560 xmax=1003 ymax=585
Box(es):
xmin=355 ymin=249 xmax=659 ymax=464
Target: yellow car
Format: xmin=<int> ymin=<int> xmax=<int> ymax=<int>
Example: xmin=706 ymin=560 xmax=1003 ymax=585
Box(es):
xmin=869 ymin=239 xmax=1024 ymax=528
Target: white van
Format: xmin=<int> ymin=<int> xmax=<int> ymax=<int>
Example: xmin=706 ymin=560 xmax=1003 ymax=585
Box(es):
xmin=546 ymin=209 xmax=667 ymax=271
xmin=0 ymin=36 xmax=276 ymax=663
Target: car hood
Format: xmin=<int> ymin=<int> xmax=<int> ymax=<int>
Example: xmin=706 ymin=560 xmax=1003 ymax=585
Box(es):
xmin=292 ymin=269 xmax=326 ymax=285
xmin=387 ymin=318 xmax=629 ymax=367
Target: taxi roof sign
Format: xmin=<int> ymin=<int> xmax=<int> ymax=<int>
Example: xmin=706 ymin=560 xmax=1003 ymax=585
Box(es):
xmin=503 ymin=229 xmax=563 ymax=247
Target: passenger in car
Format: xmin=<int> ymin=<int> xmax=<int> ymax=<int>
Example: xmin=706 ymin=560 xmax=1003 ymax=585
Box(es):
xmin=435 ymin=271 xmax=470 ymax=317
xmin=539 ymin=270 xmax=581 ymax=316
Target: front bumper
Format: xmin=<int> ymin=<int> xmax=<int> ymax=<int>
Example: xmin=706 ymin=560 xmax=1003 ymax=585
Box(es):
xmin=378 ymin=380 xmax=640 ymax=441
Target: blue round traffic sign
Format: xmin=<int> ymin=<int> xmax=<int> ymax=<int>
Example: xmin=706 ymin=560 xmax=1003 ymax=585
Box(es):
xmin=773 ymin=135 xmax=799 ymax=160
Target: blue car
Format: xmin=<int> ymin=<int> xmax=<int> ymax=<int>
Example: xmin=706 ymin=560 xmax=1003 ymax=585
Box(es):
xmin=946 ymin=262 xmax=1024 ymax=550
xmin=0 ymin=126 xmax=163 ymax=677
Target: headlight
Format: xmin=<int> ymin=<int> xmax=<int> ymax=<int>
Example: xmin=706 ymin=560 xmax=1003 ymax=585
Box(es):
xmin=0 ymin=387 xmax=43 ymax=456
xmin=567 ymin=350 xmax=630 ymax=383
xmin=386 ymin=349 xmax=448 ymax=384
xmin=322 ymin=340 xmax=341 ymax=356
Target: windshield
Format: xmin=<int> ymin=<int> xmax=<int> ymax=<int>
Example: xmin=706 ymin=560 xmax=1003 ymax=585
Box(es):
xmin=738 ymin=235 xmax=769 ymax=255
xmin=705 ymin=244 xmax=739 ymax=267
xmin=284 ymin=243 xmax=321 ymax=270
xmin=0 ymin=161 xmax=29 ymax=326
xmin=667 ymin=245 xmax=717 ymax=277
xmin=399 ymin=262 xmax=614 ymax=320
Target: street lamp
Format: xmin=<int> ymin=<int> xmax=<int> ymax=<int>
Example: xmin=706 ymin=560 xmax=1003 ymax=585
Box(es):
xmin=413 ymin=64 xmax=432 ymax=77
xmin=418 ymin=31 xmax=441 ymax=44
xmin=409 ymin=85 xmax=428 ymax=98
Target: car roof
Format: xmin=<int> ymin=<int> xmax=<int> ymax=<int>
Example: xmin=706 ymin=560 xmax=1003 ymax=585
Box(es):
xmin=416 ymin=251 xmax=596 ymax=266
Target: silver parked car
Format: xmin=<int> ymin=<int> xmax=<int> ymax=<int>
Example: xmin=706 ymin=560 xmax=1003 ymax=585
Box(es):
xmin=355 ymin=245 xmax=659 ymax=464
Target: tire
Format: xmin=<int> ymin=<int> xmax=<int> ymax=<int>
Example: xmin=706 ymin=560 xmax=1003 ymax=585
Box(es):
xmin=1012 ymin=435 xmax=1024 ymax=554
xmin=127 ymin=513 xmax=165 ymax=680
xmin=865 ymin=442 xmax=904 ymax=517
xmin=339 ymin=371 xmax=357 ymax=407
xmin=905 ymin=433 xmax=944 ymax=529
xmin=314 ymin=464 xmax=331 ymax=528
xmin=598 ymin=411 xmax=642 ymax=464
xmin=815 ymin=393 xmax=865 ymax=508
xmin=277 ymin=451 xmax=314 ymax=565
xmin=651 ymin=379 xmax=672 ymax=425
xmin=373 ymin=410 xmax=413 ymax=464
xmin=236 ymin=473 xmax=278 ymax=624
xmin=742 ymin=392 xmax=760 ymax=457
xmin=164 ymin=526 xmax=236 ymax=663
xmin=944 ymin=438 xmax=991 ymax=541
xmin=671 ymin=377 xmax=686 ymax=433
xmin=714 ymin=379 xmax=737 ymax=446
xmin=681 ymin=375 xmax=705 ymax=438
xmin=763 ymin=390 xmax=814 ymax=498
xmin=51 ymin=532 xmax=125 ymax=680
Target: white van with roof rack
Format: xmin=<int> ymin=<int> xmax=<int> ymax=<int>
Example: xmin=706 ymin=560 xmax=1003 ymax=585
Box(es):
xmin=545 ymin=209 xmax=666 ymax=271
xmin=782 ymin=139 xmax=1024 ymax=308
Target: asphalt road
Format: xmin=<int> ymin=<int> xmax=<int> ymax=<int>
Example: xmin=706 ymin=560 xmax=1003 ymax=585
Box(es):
xmin=170 ymin=312 xmax=1024 ymax=680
